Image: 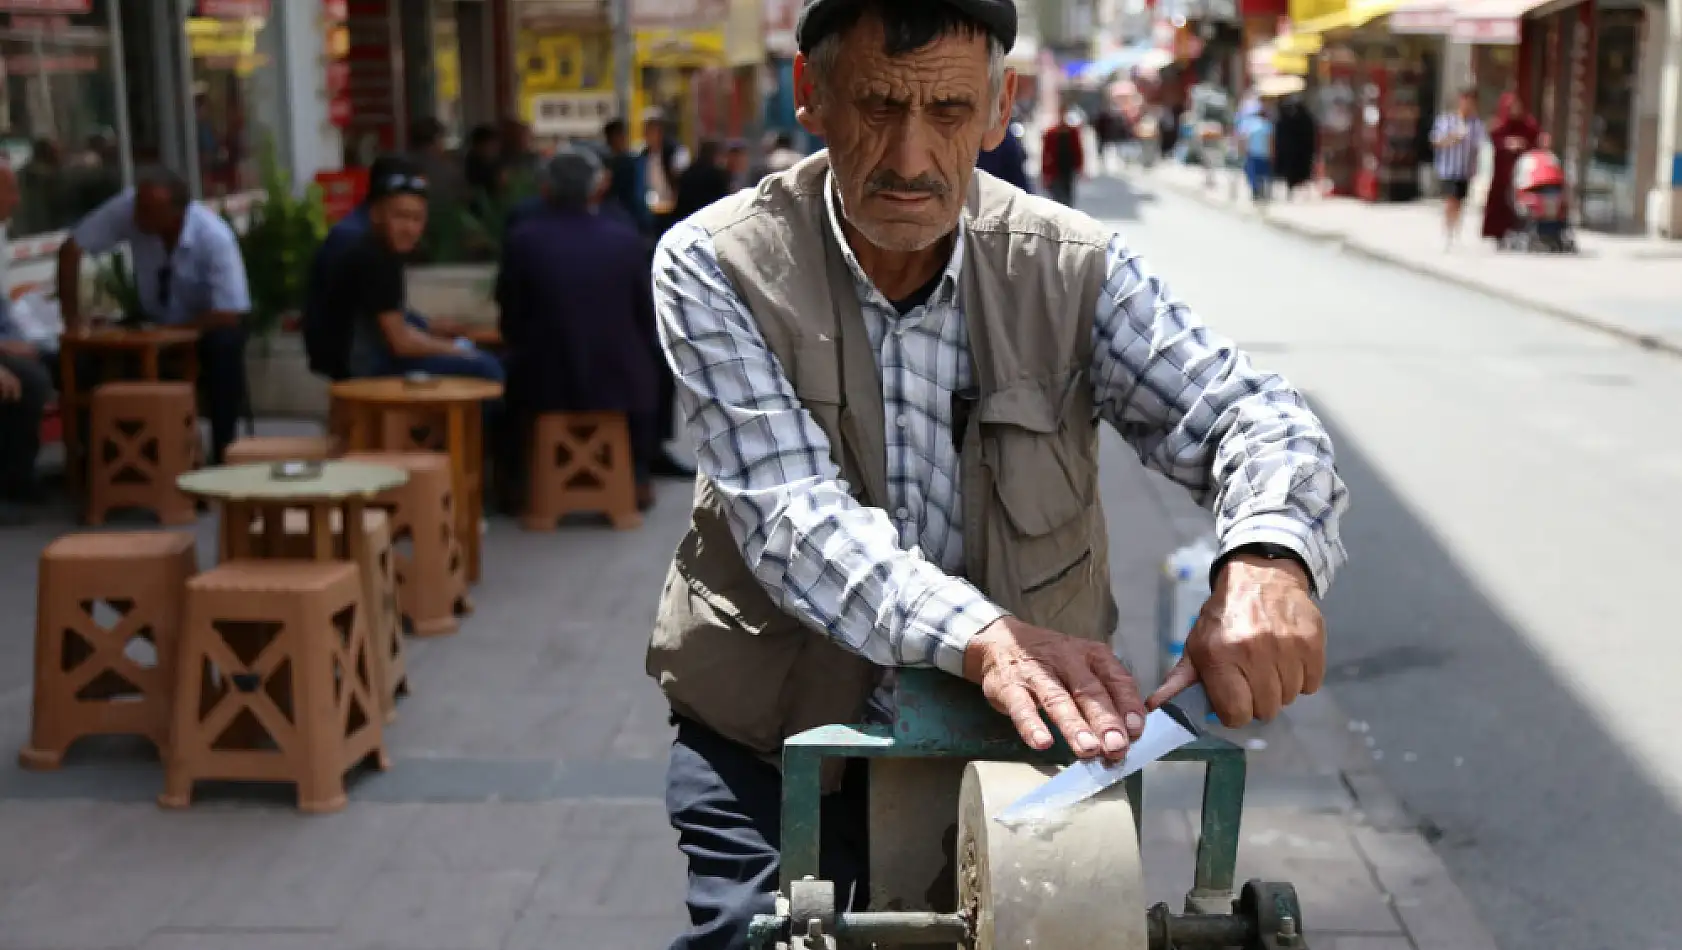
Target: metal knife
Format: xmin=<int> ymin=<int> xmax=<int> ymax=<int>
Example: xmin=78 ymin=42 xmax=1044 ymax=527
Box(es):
xmin=993 ymin=683 xmax=1212 ymax=827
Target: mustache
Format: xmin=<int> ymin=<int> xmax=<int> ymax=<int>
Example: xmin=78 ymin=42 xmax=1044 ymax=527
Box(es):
xmin=865 ymin=171 xmax=949 ymax=197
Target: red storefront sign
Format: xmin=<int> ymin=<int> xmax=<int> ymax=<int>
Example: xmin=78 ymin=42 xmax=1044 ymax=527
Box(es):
xmin=0 ymin=0 xmax=90 ymax=12
xmin=195 ymin=0 xmax=270 ymax=17
xmin=315 ymin=168 xmax=368 ymax=223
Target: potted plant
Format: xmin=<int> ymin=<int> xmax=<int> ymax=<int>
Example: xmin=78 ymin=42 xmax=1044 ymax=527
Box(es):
xmin=233 ymin=142 xmax=330 ymax=418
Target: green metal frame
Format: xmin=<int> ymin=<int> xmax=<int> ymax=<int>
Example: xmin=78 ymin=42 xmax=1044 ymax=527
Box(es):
xmin=779 ymin=669 xmax=1246 ymax=906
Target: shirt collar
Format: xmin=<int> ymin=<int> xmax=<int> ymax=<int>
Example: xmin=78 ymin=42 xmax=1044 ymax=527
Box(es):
xmin=823 ymin=171 xmax=964 ymax=312
xmin=169 ymin=202 xmax=208 ymax=252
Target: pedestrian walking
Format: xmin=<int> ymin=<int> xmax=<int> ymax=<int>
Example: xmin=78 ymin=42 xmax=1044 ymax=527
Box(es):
xmin=1480 ymin=92 xmax=1541 ymax=246
xmin=1429 ymin=87 xmax=1485 ymax=246
xmin=1274 ymin=95 xmax=1318 ymax=198
xmin=1235 ymin=101 xmax=1275 ymax=203
xmin=649 ymin=2 xmax=1348 ymax=948
xmin=1040 ymin=108 xmax=1085 ymax=206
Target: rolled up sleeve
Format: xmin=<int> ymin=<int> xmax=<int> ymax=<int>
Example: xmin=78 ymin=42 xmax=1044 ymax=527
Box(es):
xmin=1089 ymin=232 xmax=1349 ymax=595
xmin=70 ymin=191 xmax=136 ymax=255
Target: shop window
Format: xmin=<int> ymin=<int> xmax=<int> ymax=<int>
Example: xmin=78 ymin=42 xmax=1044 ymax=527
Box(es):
xmin=184 ymin=0 xmax=283 ymax=199
xmin=0 ymin=0 xmax=124 ymax=238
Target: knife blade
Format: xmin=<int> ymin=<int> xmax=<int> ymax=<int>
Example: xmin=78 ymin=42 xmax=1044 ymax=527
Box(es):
xmin=993 ymin=684 xmax=1211 ymax=828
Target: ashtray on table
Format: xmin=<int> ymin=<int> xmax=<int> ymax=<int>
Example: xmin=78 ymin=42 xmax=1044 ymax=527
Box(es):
xmin=403 ymin=371 xmax=440 ymax=389
xmin=269 ymin=460 xmax=324 ymax=481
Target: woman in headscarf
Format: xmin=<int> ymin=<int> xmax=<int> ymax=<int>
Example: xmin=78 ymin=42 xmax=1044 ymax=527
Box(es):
xmin=1274 ymin=95 xmax=1319 ymax=199
xmin=1480 ymin=92 xmax=1541 ymax=244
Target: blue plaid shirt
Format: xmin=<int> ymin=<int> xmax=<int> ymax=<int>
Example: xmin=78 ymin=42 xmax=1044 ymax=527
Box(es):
xmin=654 ymin=178 xmax=1348 ymax=676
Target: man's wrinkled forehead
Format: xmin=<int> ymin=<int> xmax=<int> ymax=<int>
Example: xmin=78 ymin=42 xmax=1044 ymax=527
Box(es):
xmin=833 ymin=18 xmax=990 ymax=102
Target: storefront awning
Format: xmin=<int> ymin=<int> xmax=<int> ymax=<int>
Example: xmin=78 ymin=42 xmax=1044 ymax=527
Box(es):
xmin=1389 ymin=0 xmax=1455 ymax=35
xmin=1450 ymin=0 xmax=1579 ymax=44
xmin=1275 ymin=32 xmax=1323 ymax=55
xmin=1293 ymin=0 xmax=1401 ymax=35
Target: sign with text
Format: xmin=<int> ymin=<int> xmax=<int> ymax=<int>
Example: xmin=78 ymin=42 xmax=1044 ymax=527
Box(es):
xmin=0 ymin=0 xmax=90 ymax=12
xmin=630 ymin=0 xmax=728 ymax=30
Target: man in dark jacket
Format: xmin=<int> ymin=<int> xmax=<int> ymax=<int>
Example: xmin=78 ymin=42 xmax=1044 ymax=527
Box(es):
xmin=976 ymin=122 xmax=1030 ymax=191
xmin=673 ymin=140 xmax=733 ymax=221
xmin=496 ymin=146 xmax=662 ymax=509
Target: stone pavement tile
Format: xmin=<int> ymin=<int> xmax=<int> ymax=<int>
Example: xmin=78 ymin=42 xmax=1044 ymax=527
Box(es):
xmin=558 ymin=798 xmax=673 ymax=839
xmin=0 ymin=866 xmax=217 ymax=950
xmin=521 ymin=833 xmax=686 ymax=918
xmin=335 ymin=869 xmax=539 ymax=950
xmin=1352 ymin=827 xmax=1501 ymax=950
xmin=1236 ymin=809 xmax=1404 ymax=935
xmin=503 ymin=914 xmax=686 ymax=950
xmin=1310 ymin=938 xmax=1414 ymax=950
xmin=1140 ymin=809 xmax=1197 ymax=909
xmin=380 ymin=688 xmax=575 ymax=760
xmin=0 ymin=802 xmax=127 ymax=888
xmin=381 ymin=802 xmax=575 ymax=872
xmin=136 ymin=933 xmax=345 ymax=950
xmin=167 ymin=804 xmax=421 ymax=931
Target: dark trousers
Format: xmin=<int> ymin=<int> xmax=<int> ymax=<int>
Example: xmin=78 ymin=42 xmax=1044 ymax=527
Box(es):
xmin=196 ymin=326 xmax=248 ymax=465
xmin=666 ymin=717 xmax=870 ymax=950
xmin=1048 ymin=175 xmax=1076 ymax=207
xmin=0 ymin=350 xmax=50 ymax=500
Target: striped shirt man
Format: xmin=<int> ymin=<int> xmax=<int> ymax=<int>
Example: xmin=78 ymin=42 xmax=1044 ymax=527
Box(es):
xmin=1431 ymin=111 xmax=1486 ymax=185
xmin=654 ymin=175 xmax=1348 ymax=677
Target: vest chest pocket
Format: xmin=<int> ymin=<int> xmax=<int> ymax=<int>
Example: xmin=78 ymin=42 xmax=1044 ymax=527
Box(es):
xmin=792 ymin=339 xmax=866 ymax=502
xmin=980 ymin=376 xmax=1102 ymax=632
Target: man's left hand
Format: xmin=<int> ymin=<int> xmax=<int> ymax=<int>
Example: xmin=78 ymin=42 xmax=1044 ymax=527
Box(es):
xmin=1148 ymin=553 xmax=1325 ymax=726
xmin=0 ymin=339 xmax=36 ymax=358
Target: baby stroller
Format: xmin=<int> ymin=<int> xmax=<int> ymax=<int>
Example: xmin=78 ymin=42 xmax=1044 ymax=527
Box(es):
xmin=1502 ymin=145 xmax=1577 ymax=253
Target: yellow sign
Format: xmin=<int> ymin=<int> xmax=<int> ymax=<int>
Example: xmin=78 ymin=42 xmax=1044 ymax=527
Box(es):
xmin=634 ymin=29 xmax=726 ymax=68
xmin=1287 ymin=0 xmax=1344 ymax=26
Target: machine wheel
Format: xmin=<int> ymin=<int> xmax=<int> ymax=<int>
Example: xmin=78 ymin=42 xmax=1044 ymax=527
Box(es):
xmin=957 ymin=761 xmax=1148 ymax=950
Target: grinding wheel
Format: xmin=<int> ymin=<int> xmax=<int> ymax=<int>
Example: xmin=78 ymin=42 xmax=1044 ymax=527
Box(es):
xmin=958 ymin=760 xmax=1148 ymax=950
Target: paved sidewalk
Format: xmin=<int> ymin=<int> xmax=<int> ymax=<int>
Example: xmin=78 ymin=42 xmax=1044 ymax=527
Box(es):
xmin=1144 ymin=160 xmax=1682 ymax=355
xmin=0 ymin=421 xmax=1496 ymax=949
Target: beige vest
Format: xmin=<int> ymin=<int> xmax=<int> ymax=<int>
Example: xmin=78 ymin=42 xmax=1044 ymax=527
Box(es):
xmin=646 ymin=152 xmax=1120 ymax=755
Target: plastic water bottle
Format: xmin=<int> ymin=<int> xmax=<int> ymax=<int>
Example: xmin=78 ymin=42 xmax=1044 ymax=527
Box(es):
xmin=1156 ymin=534 xmax=1218 ymax=685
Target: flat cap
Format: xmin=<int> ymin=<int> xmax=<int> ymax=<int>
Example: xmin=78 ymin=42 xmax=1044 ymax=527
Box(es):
xmin=796 ymin=0 xmax=1017 ymax=55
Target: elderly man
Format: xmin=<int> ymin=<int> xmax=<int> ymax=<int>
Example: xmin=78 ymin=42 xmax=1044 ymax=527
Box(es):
xmin=56 ymin=167 xmax=250 ymax=464
xmin=497 ymin=147 xmax=660 ymax=509
xmin=649 ymin=1 xmax=1348 ymax=947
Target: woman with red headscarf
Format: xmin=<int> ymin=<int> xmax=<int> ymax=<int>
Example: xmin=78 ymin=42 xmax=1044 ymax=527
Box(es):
xmin=1480 ymin=92 xmax=1542 ymax=243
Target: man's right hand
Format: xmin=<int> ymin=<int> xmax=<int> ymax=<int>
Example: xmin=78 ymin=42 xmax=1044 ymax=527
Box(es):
xmin=0 ymin=365 xmax=21 ymax=402
xmin=964 ymin=616 xmax=1147 ymax=762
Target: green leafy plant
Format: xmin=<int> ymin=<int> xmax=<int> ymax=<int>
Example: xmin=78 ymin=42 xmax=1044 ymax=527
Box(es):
xmin=93 ymin=254 xmax=146 ymax=327
xmin=230 ymin=142 xmax=327 ymax=341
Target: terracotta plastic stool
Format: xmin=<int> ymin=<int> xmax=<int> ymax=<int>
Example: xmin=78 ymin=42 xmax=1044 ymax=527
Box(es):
xmin=341 ymin=451 xmax=469 ymax=636
xmin=20 ymin=531 xmax=199 ymax=769
xmin=224 ymin=435 xmax=338 ymax=466
xmin=161 ymin=560 xmax=386 ymax=813
xmin=378 ymin=408 xmax=448 ymax=452
xmin=522 ymin=412 xmax=641 ymax=531
xmin=237 ymin=508 xmax=409 ymax=719
xmin=86 ymin=382 xmax=200 ymax=526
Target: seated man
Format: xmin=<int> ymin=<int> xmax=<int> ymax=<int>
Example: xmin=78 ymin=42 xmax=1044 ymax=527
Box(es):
xmin=0 ymin=319 xmax=50 ymax=526
xmin=55 ymin=166 xmax=250 ymax=464
xmin=0 ymin=161 xmax=49 ymax=525
xmin=324 ymin=158 xmax=503 ymax=382
xmin=497 ymin=146 xmax=659 ymax=508
xmin=304 ymin=154 xmax=473 ymax=380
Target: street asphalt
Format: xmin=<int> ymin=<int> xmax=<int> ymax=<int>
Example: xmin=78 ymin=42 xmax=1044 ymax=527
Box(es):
xmin=1081 ymin=170 xmax=1682 ymax=950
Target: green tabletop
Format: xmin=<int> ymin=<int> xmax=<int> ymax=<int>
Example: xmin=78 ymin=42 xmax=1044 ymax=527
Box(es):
xmin=177 ymin=461 xmax=408 ymax=502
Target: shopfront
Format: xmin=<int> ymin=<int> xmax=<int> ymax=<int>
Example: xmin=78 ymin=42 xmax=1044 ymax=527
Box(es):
xmin=1454 ymin=0 xmax=1598 ymax=220
xmin=2 ymin=0 xmax=320 ymax=294
xmin=1295 ymin=0 xmax=1430 ymax=201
